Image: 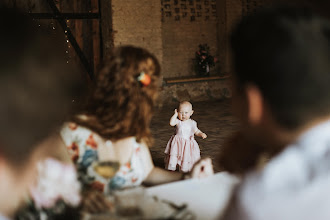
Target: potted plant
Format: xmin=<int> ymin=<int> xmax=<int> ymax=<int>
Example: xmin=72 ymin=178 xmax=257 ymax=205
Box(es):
xmin=194 ymin=44 xmax=218 ymax=77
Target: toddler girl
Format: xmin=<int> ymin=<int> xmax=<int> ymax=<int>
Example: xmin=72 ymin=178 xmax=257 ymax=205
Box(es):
xmin=165 ymin=101 xmax=207 ymax=172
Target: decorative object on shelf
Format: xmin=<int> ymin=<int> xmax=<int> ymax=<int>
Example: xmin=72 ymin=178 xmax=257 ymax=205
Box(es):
xmin=194 ymin=44 xmax=218 ymax=77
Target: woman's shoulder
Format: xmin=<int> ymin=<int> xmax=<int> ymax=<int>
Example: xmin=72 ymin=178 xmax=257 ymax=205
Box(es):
xmin=132 ymin=138 xmax=147 ymax=153
xmin=60 ymin=122 xmax=98 ymax=146
xmin=61 ymin=115 xmax=95 ymax=132
xmin=61 ymin=122 xmax=93 ymax=135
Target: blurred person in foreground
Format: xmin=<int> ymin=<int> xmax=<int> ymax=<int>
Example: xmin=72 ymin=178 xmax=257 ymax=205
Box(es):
xmin=222 ymin=6 xmax=330 ymax=220
xmin=0 ymin=6 xmax=82 ymax=219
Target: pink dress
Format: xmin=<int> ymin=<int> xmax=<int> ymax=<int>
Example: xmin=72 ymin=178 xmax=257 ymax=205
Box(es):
xmin=164 ymin=119 xmax=201 ymax=172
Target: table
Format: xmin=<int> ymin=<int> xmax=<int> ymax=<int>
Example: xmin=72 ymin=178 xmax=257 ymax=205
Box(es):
xmin=146 ymin=172 xmax=240 ymax=220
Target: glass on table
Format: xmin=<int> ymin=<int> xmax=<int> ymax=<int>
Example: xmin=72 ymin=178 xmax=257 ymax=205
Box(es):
xmin=94 ymin=140 xmax=120 ymax=179
xmin=93 ymin=161 xmax=120 ymax=179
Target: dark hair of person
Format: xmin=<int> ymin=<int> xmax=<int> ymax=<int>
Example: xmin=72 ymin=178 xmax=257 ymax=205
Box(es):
xmin=0 ymin=7 xmax=84 ymax=168
xmin=231 ymin=6 xmax=330 ymax=129
xmin=73 ymin=46 xmax=161 ymax=144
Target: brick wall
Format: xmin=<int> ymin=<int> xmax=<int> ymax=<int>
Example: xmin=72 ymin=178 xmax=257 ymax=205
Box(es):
xmin=110 ymin=0 xmax=230 ymax=104
xmin=216 ymin=0 xmax=227 ymax=74
xmin=162 ymin=0 xmax=219 ymax=78
xmin=111 ymin=0 xmax=163 ymax=65
xmin=103 ymin=0 xmax=328 ymax=105
xmin=223 ymin=0 xmax=242 ymax=75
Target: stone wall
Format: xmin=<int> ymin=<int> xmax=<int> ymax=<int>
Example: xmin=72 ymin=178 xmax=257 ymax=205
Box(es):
xmin=110 ymin=0 xmax=230 ymax=105
xmin=159 ymin=78 xmax=231 ymax=107
xmin=223 ymin=0 xmax=242 ymax=75
xmin=161 ymin=0 xmax=219 ymax=78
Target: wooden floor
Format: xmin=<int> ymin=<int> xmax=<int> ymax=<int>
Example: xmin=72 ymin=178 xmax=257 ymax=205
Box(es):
xmin=150 ymin=99 xmax=240 ymax=172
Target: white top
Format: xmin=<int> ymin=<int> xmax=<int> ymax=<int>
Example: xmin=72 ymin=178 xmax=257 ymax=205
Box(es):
xmin=225 ymin=120 xmax=330 ymax=220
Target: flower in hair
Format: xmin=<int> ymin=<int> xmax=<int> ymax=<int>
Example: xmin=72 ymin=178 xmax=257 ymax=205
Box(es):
xmin=137 ymin=71 xmax=151 ymax=86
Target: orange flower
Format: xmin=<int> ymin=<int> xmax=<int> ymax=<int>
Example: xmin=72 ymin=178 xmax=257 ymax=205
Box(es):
xmin=69 ymin=142 xmax=78 ymax=151
xmin=86 ymin=134 xmax=98 ymax=149
xmin=68 ymin=142 xmax=79 ymax=162
xmin=126 ymin=162 xmax=131 ymax=169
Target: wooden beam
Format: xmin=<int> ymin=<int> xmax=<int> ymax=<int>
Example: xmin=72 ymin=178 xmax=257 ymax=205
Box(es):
xmin=100 ymin=0 xmax=113 ymax=59
xmin=28 ymin=13 xmax=100 ymax=19
xmin=45 ymin=0 xmax=94 ymax=80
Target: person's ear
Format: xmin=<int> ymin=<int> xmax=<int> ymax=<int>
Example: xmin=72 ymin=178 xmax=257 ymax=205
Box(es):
xmin=191 ymin=110 xmax=194 ymax=116
xmin=245 ymin=84 xmax=264 ymax=125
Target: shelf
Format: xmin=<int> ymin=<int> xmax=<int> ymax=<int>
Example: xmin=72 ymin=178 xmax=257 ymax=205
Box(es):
xmin=163 ymin=74 xmax=230 ymax=85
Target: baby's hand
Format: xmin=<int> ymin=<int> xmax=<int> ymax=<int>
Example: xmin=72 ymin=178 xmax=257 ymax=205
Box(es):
xmin=201 ymin=133 xmax=207 ymax=139
xmin=190 ymin=158 xmax=214 ymax=179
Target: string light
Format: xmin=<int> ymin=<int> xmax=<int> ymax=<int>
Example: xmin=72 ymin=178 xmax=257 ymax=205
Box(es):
xmin=50 ymin=20 xmax=55 ymax=30
xmin=64 ymin=19 xmax=71 ymax=64
xmin=34 ymin=17 xmax=71 ymax=65
xmin=65 ymin=35 xmax=70 ymax=64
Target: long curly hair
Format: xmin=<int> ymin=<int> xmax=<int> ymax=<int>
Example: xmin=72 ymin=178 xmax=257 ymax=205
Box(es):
xmin=74 ymin=46 xmax=161 ymax=144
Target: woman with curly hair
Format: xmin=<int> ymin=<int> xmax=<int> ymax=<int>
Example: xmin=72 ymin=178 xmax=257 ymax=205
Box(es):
xmin=59 ymin=46 xmax=213 ymax=213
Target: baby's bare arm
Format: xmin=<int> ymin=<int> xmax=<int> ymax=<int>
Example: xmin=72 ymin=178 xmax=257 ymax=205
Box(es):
xmin=195 ymin=130 xmax=207 ymax=139
xmin=169 ymin=109 xmax=179 ymax=126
